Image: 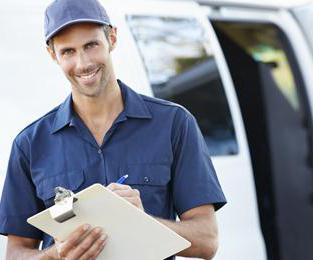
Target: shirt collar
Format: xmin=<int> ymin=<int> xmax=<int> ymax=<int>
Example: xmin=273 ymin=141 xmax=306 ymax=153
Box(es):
xmin=51 ymin=94 xmax=73 ymax=134
xmin=51 ymin=80 xmax=151 ymax=134
xmin=118 ymin=80 xmax=152 ymax=119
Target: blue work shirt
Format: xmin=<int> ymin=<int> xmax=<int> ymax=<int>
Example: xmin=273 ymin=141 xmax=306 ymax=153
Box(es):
xmin=0 ymin=80 xmax=226 ymax=257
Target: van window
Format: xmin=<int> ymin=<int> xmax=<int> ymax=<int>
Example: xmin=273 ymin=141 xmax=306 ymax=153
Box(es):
xmin=214 ymin=22 xmax=300 ymax=110
xmin=126 ymin=15 xmax=238 ymax=156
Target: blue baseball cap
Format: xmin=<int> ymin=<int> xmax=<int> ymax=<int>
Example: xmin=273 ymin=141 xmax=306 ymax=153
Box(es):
xmin=44 ymin=0 xmax=112 ymax=43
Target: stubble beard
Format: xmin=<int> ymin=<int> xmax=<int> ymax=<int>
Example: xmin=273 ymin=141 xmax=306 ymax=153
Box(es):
xmin=70 ymin=64 xmax=110 ymax=98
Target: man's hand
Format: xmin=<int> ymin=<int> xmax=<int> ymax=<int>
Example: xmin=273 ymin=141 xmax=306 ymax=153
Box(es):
xmin=107 ymin=183 xmax=144 ymax=210
xmin=6 ymin=224 xmax=107 ymax=260
xmin=51 ymin=224 xmax=107 ymax=260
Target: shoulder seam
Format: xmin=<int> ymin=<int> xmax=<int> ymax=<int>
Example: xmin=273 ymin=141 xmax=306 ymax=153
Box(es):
xmin=16 ymin=106 xmax=59 ymax=137
xmin=140 ymin=95 xmax=186 ymax=110
xmin=13 ymin=139 xmax=30 ymax=165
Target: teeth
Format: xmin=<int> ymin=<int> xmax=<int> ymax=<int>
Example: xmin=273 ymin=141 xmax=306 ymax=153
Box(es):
xmin=78 ymin=69 xmax=98 ymax=79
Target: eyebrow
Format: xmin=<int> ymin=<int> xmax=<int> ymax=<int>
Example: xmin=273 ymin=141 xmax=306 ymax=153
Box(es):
xmin=59 ymin=47 xmax=74 ymax=54
xmin=58 ymin=40 xmax=100 ymax=54
xmin=83 ymin=40 xmax=100 ymax=47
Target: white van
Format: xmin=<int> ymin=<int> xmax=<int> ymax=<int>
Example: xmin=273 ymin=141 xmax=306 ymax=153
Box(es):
xmin=1 ymin=0 xmax=313 ymax=259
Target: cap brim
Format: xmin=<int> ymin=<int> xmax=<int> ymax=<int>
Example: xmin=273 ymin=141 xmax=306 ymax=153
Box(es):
xmin=45 ymin=18 xmax=111 ymax=43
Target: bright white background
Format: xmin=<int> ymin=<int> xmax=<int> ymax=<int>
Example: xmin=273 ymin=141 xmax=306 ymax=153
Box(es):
xmin=0 ymin=1 xmax=69 ymax=257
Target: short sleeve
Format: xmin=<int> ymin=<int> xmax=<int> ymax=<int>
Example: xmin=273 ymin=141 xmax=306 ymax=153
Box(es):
xmin=0 ymin=139 xmax=44 ymax=239
xmin=172 ymin=110 xmax=226 ymax=216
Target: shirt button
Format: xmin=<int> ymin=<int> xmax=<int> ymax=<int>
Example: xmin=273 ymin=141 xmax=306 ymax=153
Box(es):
xmin=144 ymin=176 xmax=150 ymax=183
xmin=98 ymin=149 xmax=102 ymax=154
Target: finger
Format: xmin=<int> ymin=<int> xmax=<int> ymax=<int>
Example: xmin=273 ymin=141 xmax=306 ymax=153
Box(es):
xmin=67 ymin=227 xmax=103 ymax=259
xmin=113 ymin=189 xmax=138 ymax=198
xmin=79 ymin=232 xmax=108 ymax=260
xmin=92 ymin=239 xmax=108 ymax=260
xmin=58 ymin=224 xmax=91 ymax=257
xmin=133 ymin=189 xmax=140 ymax=196
xmin=94 ymin=238 xmax=108 ymax=258
xmin=107 ymin=183 xmax=131 ymax=191
xmin=123 ymin=196 xmax=144 ymax=210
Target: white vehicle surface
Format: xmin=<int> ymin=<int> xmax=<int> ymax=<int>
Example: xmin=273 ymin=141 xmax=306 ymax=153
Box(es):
xmin=1 ymin=1 xmax=313 ymax=259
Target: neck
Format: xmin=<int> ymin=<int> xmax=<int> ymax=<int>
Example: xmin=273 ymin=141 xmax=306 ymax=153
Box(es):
xmin=72 ymin=79 xmax=124 ymax=125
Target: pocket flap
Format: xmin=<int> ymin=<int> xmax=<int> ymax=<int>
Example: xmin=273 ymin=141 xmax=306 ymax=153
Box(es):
xmin=37 ymin=170 xmax=85 ymax=201
xmin=123 ymin=164 xmax=170 ymax=186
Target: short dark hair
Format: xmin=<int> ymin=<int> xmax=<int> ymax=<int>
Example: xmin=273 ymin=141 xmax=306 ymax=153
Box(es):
xmin=47 ymin=24 xmax=112 ymax=53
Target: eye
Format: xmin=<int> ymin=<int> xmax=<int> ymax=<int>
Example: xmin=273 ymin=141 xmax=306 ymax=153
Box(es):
xmin=62 ymin=49 xmax=75 ymax=56
xmin=85 ymin=42 xmax=98 ymax=49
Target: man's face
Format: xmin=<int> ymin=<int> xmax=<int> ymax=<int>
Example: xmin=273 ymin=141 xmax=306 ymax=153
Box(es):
xmin=48 ymin=23 xmax=116 ymax=98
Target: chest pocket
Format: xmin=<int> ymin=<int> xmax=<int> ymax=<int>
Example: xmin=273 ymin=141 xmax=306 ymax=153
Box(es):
xmin=122 ymin=164 xmax=171 ymax=217
xmin=36 ymin=170 xmax=85 ymax=207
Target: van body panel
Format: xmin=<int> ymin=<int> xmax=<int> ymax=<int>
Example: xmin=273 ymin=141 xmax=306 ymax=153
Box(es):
xmin=107 ymin=1 xmax=266 ymax=259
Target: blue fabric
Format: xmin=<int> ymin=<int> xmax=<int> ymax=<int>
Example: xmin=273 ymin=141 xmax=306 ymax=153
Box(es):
xmin=0 ymin=80 xmax=226 ymax=256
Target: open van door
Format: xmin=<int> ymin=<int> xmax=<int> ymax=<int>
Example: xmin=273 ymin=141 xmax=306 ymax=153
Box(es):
xmin=202 ymin=3 xmax=313 ymax=260
xmin=105 ymin=1 xmax=267 ymax=259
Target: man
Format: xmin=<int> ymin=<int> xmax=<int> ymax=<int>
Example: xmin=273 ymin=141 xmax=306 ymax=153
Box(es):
xmin=0 ymin=0 xmax=226 ymax=259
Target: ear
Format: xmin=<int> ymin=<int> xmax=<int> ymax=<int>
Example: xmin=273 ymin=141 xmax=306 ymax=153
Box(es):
xmin=108 ymin=26 xmax=117 ymax=52
xmin=46 ymin=45 xmax=59 ymax=64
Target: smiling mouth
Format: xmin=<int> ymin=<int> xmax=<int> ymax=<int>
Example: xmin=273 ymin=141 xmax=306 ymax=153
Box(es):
xmin=76 ymin=67 xmax=101 ymax=80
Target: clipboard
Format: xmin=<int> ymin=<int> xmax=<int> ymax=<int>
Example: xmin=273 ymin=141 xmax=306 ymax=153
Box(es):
xmin=27 ymin=183 xmax=191 ymax=259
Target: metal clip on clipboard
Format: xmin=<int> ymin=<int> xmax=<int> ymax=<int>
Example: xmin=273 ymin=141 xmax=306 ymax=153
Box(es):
xmin=50 ymin=187 xmax=78 ymax=223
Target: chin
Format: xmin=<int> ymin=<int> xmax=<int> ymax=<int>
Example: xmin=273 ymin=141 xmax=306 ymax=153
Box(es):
xmin=79 ymin=87 xmax=103 ymax=98
xmin=71 ymin=77 xmax=107 ymax=98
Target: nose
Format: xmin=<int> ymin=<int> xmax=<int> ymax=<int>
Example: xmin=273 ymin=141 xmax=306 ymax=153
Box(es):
xmin=76 ymin=50 xmax=91 ymax=72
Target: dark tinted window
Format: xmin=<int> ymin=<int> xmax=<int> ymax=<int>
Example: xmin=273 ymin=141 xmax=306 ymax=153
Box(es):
xmin=127 ymin=15 xmax=238 ymax=156
xmin=214 ymin=22 xmax=300 ymax=110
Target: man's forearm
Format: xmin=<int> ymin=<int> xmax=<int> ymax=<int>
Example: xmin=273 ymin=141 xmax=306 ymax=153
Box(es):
xmin=7 ymin=245 xmax=58 ymax=260
xmin=157 ymin=214 xmax=218 ymax=260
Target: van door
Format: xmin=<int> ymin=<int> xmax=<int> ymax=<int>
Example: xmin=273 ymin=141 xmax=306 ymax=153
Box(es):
xmin=107 ymin=1 xmax=266 ymax=259
xmin=206 ymin=5 xmax=313 ymax=260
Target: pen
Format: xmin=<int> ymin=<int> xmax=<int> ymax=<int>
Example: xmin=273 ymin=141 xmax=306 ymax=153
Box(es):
xmin=116 ymin=174 xmax=129 ymax=184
